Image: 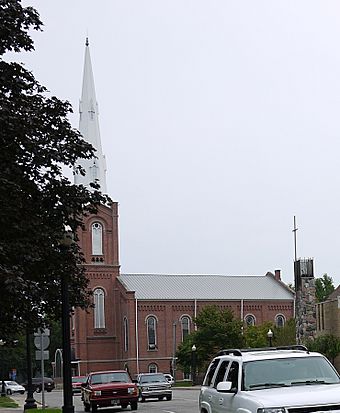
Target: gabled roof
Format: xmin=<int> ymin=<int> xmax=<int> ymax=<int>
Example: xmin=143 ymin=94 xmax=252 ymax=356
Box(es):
xmin=118 ymin=273 xmax=294 ymax=301
xmin=326 ymin=285 xmax=340 ymax=301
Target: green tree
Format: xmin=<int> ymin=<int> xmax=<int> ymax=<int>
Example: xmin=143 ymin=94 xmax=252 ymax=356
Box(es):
xmin=244 ymin=322 xmax=273 ymax=348
xmin=315 ymin=274 xmax=335 ymax=303
xmin=176 ymin=306 xmax=244 ymax=375
xmin=305 ymin=335 xmax=340 ymax=365
xmin=0 ymin=0 xmax=110 ymax=339
xmin=244 ymin=319 xmax=296 ymax=348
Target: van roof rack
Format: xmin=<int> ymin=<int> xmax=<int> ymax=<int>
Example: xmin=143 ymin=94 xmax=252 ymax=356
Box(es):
xmin=216 ymin=345 xmax=308 ymax=357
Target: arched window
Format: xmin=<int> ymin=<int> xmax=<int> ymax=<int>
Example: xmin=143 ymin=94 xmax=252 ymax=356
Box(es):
xmin=181 ymin=316 xmax=190 ymax=342
xmin=124 ymin=317 xmax=129 ymax=352
xmin=147 ymin=316 xmax=157 ymax=350
xmin=275 ymin=314 xmax=285 ymax=328
xmin=94 ymin=288 xmax=105 ymax=328
xmin=244 ymin=314 xmax=256 ymax=326
xmin=148 ymin=363 xmax=157 ymax=373
xmin=92 ymin=222 xmax=103 ymax=256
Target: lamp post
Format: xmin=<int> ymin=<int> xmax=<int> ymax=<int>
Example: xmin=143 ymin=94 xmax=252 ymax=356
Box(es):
xmin=61 ymin=226 xmax=74 ymax=413
xmin=24 ymin=332 xmax=37 ymax=410
xmin=172 ymin=322 xmax=177 ymax=384
xmin=191 ymin=344 xmax=197 ymax=386
xmin=0 ymin=339 xmax=6 ymax=397
xmin=267 ymin=329 xmax=273 ymax=347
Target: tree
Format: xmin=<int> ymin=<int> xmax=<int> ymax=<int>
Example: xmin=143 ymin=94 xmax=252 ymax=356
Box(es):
xmin=176 ymin=306 xmax=244 ymax=375
xmin=315 ymin=274 xmax=335 ymax=303
xmin=0 ymin=0 xmax=110 ymax=339
xmin=243 ymin=319 xmax=296 ymax=348
xmin=305 ymin=335 xmax=340 ymax=365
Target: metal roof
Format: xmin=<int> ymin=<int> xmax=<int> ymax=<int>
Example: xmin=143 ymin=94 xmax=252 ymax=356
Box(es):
xmin=118 ymin=273 xmax=294 ymax=301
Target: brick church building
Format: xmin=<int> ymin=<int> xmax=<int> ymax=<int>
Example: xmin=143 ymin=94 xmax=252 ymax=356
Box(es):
xmin=69 ymin=40 xmax=295 ymax=380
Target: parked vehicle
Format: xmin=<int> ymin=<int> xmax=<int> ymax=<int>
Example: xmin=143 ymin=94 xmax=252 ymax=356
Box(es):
xmin=3 ymin=381 xmax=25 ymax=395
xmin=164 ymin=374 xmax=174 ymax=386
xmin=136 ymin=373 xmax=172 ymax=402
xmin=81 ymin=370 xmax=138 ymax=411
xmin=72 ymin=375 xmax=87 ymax=395
xmin=199 ymin=345 xmax=340 ymax=413
xmin=21 ymin=377 xmax=55 ymax=393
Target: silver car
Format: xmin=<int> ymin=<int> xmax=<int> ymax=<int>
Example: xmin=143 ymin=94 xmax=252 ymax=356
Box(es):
xmin=136 ymin=373 xmax=172 ymax=402
xmin=4 ymin=381 xmax=25 ymax=395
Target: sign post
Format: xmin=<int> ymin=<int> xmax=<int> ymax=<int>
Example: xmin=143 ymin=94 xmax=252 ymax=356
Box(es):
xmin=34 ymin=329 xmax=50 ymax=409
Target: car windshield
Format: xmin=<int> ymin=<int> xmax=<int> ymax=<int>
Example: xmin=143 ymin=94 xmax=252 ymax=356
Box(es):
xmin=91 ymin=372 xmax=130 ymax=384
xmin=72 ymin=377 xmax=86 ymax=383
xmin=6 ymin=382 xmax=17 ymax=386
xmin=140 ymin=374 xmax=166 ymax=384
xmin=243 ymin=356 xmax=340 ymax=390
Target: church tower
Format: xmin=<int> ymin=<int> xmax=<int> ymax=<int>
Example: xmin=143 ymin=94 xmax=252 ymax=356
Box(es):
xmin=71 ymin=39 xmax=128 ymax=375
xmin=74 ymin=38 xmax=107 ymax=193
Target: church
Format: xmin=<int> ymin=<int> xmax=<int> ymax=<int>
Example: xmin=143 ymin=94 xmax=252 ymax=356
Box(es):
xmin=70 ymin=40 xmax=295 ymax=380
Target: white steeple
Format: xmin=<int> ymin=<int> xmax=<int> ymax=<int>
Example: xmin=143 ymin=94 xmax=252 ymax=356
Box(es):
xmin=74 ymin=38 xmax=107 ymax=193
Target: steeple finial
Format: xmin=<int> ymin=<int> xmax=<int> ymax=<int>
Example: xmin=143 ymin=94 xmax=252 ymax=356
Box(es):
xmin=85 ymin=37 xmax=89 ymax=46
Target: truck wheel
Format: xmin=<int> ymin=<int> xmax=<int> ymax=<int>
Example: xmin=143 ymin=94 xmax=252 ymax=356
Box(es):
xmin=84 ymin=403 xmax=90 ymax=412
xmin=130 ymin=401 xmax=138 ymax=410
xmin=166 ymin=395 xmax=172 ymax=401
xmin=91 ymin=403 xmax=97 ymax=412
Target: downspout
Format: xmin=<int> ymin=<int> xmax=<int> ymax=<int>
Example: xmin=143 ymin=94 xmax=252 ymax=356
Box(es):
xmin=240 ymin=299 xmax=244 ymax=334
xmin=194 ymin=299 xmax=197 ymax=330
xmin=135 ymin=298 xmax=139 ymax=374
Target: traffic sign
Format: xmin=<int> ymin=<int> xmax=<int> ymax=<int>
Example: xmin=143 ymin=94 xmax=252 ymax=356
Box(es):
xmin=35 ymin=350 xmax=49 ymax=360
xmin=34 ymin=336 xmax=50 ymax=350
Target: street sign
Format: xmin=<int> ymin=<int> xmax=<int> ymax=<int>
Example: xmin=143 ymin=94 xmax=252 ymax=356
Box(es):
xmin=34 ymin=336 xmax=50 ymax=350
xmin=35 ymin=350 xmax=49 ymax=360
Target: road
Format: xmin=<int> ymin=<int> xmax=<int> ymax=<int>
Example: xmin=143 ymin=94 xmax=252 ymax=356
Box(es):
xmin=11 ymin=388 xmax=200 ymax=413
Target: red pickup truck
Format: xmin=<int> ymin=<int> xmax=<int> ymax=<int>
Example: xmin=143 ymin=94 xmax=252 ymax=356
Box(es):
xmin=82 ymin=370 xmax=138 ymax=411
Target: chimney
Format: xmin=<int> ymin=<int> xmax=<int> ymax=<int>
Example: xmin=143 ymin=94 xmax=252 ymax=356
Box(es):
xmin=274 ymin=269 xmax=281 ymax=281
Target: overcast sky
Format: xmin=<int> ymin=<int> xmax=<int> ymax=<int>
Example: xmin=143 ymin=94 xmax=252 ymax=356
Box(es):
xmin=15 ymin=1 xmax=340 ymax=286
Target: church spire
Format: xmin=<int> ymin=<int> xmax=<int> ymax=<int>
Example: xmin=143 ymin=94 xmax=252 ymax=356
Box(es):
xmin=74 ymin=38 xmax=107 ymax=193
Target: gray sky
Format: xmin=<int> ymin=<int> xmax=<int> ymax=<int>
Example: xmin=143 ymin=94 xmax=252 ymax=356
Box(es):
xmin=16 ymin=1 xmax=340 ymax=286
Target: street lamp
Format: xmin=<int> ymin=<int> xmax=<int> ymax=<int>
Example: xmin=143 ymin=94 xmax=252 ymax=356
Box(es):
xmin=24 ymin=333 xmax=37 ymax=410
xmin=61 ymin=226 xmax=75 ymax=413
xmin=0 ymin=339 xmax=6 ymax=397
xmin=191 ymin=344 xmax=197 ymax=386
xmin=267 ymin=329 xmax=273 ymax=347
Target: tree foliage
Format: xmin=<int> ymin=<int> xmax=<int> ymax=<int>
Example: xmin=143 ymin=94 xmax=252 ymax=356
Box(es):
xmin=315 ymin=274 xmax=335 ymax=303
xmin=0 ymin=0 xmax=110 ymax=339
xmin=305 ymin=335 xmax=340 ymax=365
xmin=243 ymin=319 xmax=296 ymax=348
xmin=176 ymin=306 xmax=244 ymax=374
